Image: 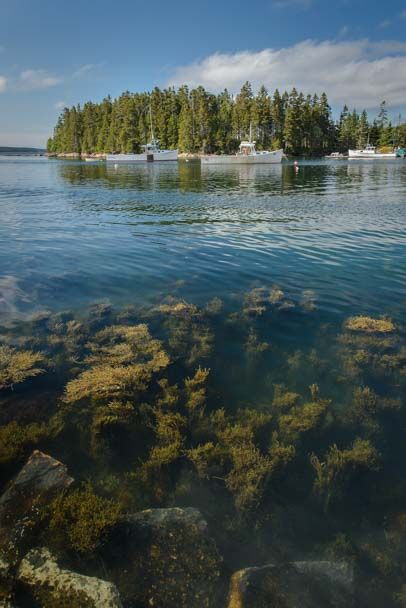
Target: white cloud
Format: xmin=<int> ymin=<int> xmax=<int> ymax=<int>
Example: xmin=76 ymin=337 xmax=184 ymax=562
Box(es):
xmin=378 ymin=19 xmax=392 ymax=29
xmin=167 ymin=39 xmax=406 ymax=108
xmin=19 ymin=69 xmax=62 ymax=90
xmin=72 ymin=64 xmax=97 ymax=78
xmin=0 ymin=76 xmax=7 ymax=92
xmin=401 ymin=10 xmax=406 ymax=19
xmin=54 ymin=100 xmax=66 ymax=109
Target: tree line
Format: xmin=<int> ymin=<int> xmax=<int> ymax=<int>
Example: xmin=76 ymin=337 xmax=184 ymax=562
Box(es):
xmin=47 ymin=83 xmax=406 ymax=155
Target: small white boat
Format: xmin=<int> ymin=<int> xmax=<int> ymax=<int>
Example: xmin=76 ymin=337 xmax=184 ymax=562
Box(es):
xmin=84 ymin=157 xmax=103 ymax=163
xmin=348 ymin=144 xmax=396 ymax=159
xmin=106 ymin=139 xmax=178 ymax=163
xmin=325 ymin=152 xmax=347 ymax=159
xmin=201 ymin=140 xmax=283 ymax=165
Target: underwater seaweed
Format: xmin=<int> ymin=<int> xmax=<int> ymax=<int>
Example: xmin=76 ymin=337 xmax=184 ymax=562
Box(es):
xmin=45 ymin=484 xmax=122 ymax=554
xmin=0 ymin=345 xmax=45 ymax=390
xmin=344 ymin=316 xmax=396 ymax=334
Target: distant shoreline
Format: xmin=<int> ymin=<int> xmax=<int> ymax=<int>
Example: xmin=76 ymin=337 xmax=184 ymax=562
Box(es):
xmin=0 ymin=146 xmax=46 ymax=156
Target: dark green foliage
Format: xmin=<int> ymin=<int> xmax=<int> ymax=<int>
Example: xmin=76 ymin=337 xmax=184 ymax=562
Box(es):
xmin=47 ymin=83 xmax=360 ymax=156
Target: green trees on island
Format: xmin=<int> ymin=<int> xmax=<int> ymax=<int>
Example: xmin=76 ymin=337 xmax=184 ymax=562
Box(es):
xmin=47 ymin=83 xmax=406 ymax=156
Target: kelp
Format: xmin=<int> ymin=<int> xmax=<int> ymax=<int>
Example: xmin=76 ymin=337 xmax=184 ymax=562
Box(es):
xmin=311 ymin=438 xmax=380 ymax=509
xmin=0 ymin=345 xmax=45 ymax=390
xmin=64 ymin=324 xmax=169 ymax=403
xmin=0 ymin=420 xmax=52 ymax=466
xmin=45 ymin=484 xmax=122 ymax=554
xmin=0 ymin=294 xmax=404 ymax=606
xmin=344 ymin=316 xmax=396 ymax=334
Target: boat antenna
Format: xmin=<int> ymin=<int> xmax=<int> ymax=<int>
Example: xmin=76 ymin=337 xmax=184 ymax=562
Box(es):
xmin=249 ymin=122 xmax=252 ymax=143
xmin=149 ymin=104 xmax=154 ymax=141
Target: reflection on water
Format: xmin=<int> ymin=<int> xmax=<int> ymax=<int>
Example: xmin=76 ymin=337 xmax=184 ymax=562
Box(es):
xmin=0 ymin=158 xmax=404 ymax=325
xmin=0 ymin=157 xmax=405 ymax=607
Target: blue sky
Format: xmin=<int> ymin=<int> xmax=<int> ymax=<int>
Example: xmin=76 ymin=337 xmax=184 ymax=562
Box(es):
xmin=1 ymin=0 xmax=406 ymax=146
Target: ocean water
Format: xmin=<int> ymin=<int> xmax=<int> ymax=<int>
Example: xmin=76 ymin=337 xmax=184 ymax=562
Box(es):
xmin=0 ymin=158 xmax=405 ymax=323
xmin=0 ymin=156 xmax=406 ymax=606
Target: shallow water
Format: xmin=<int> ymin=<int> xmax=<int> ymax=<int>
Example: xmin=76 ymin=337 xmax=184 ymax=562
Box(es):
xmin=0 ymin=157 xmax=406 ymax=607
xmin=0 ymin=158 xmax=405 ymax=323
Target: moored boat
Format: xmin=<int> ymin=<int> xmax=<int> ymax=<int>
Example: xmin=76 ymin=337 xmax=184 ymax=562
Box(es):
xmin=325 ymin=152 xmax=347 ymax=159
xmin=348 ymin=144 xmax=397 ymax=159
xmin=106 ymin=139 xmax=178 ymax=163
xmin=201 ymin=136 xmax=283 ymax=165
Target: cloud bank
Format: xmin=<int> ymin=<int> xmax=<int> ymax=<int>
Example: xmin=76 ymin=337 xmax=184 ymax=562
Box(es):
xmin=168 ymin=39 xmax=406 ymax=108
xmin=0 ymin=76 xmax=7 ymax=92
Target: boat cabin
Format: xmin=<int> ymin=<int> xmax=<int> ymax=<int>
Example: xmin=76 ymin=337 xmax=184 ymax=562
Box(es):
xmin=142 ymin=139 xmax=161 ymax=153
xmin=239 ymin=141 xmax=257 ymax=155
xmin=359 ymin=144 xmax=376 ymax=154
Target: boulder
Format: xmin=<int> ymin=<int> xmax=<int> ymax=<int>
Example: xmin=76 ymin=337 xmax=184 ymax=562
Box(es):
xmin=17 ymin=547 xmax=122 ymax=608
xmin=228 ymin=560 xmax=354 ymax=608
xmin=106 ymin=507 xmax=222 ymax=608
xmin=0 ymin=451 xmax=73 ymax=568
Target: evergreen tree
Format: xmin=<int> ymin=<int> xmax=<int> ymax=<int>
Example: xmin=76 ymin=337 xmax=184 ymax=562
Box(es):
xmin=357 ymin=110 xmax=369 ymax=148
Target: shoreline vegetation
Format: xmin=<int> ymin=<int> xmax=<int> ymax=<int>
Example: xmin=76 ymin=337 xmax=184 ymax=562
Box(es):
xmin=47 ymin=83 xmax=406 ymax=157
xmin=0 ymin=290 xmax=405 ymax=606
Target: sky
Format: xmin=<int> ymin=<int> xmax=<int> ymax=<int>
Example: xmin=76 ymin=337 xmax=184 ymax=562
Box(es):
xmin=1 ymin=0 xmax=406 ymax=147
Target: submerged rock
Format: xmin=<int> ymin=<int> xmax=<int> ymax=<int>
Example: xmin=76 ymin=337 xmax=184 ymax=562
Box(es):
xmin=228 ymin=560 xmax=354 ymax=608
xmin=107 ymin=507 xmax=222 ymax=608
xmin=0 ymin=451 xmax=73 ymax=566
xmin=17 ymin=547 xmax=122 ymax=607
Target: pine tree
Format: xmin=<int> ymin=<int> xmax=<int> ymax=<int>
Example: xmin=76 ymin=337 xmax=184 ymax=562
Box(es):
xmin=177 ymin=86 xmax=193 ymax=152
xmin=233 ymin=82 xmax=253 ymax=140
xmin=357 ymin=110 xmax=369 ymax=148
xmin=270 ymin=89 xmax=285 ymax=150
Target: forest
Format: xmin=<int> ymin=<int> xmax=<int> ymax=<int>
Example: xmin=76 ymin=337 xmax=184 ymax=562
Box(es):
xmin=47 ymin=83 xmax=406 ymax=156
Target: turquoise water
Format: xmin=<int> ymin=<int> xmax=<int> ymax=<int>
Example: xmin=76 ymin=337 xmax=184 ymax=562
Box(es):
xmin=1 ymin=157 xmax=406 ymax=606
xmin=0 ymin=158 xmax=405 ymax=323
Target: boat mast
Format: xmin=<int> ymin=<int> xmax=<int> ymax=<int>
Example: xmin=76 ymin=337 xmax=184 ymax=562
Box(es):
xmin=249 ymin=122 xmax=252 ymax=143
xmin=149 ymin=105 xmax=154 ymax=142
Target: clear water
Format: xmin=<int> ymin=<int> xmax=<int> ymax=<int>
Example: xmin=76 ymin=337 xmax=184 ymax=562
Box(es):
xmin=0 ymin=158 xmax=405 ymax=324
xmin=0 ymin=157 xmax=406 ymax=606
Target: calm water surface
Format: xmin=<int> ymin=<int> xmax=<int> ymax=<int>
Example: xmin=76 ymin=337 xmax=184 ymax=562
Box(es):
xmin=0 ymin=157 xmax=405 ymax=324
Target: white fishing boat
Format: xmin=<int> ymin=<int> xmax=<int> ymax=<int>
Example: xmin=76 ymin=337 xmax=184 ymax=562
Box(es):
xmin=325 ymin=152 xmax=347 ymax=159
xmin=201 ymin=126 xmax=283 ymax=165
xmin=106 ymin=107 xmax=178 ymax=163
xmin=106 ymin=140 xmax=178 ymax=163
xmin=348 ymin=144 xmax=396 ymax=159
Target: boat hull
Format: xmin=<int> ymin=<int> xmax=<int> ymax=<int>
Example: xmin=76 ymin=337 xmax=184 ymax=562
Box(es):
xmin=106 ymin=150 xmax=178 ymax=162
xmin=201 ymin=149 xmax=283 ymax=165
xmin=348 ymin=150 xmax=397 ymax=159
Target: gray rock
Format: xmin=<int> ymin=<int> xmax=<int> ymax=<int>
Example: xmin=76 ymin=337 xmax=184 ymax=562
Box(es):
xmin=0 ymin=451 xmax=73 ymax=568
xmin=106 ymin=507 xmax=222 ymax=608
xmin=228 ymin=560 xmax=354 ymax=608
xmin=17 ymin=547 xmax=122 ymax=608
